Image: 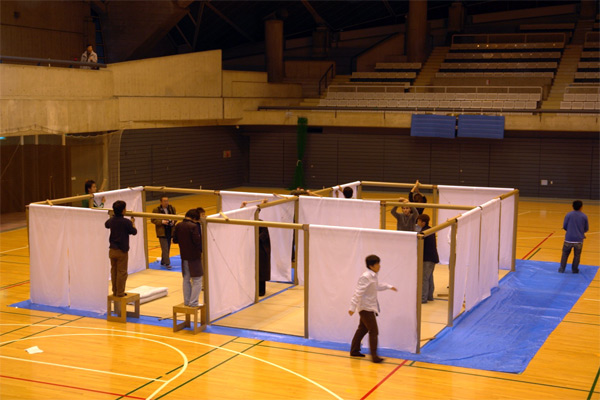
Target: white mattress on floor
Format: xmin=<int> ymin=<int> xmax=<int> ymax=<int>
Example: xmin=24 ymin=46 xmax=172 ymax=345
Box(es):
xmin=128 ymin=286 xmax=168 ymax=304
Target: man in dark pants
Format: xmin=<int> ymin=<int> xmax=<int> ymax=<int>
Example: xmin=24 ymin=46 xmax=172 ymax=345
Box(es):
xmin=173 ymin=209 xmax=203 ymax=307
xmin=559 ymin=200 xmax=589 ymax=273
xmin=105 ymin=200 xmax=137 ymax=297
xmin=417 ymin=214 xmax=439 ymax=304
xmin=348 ymin=254 xmax=397 ymax=363
xmin=151 ymin=196 xmax=176 ymax=269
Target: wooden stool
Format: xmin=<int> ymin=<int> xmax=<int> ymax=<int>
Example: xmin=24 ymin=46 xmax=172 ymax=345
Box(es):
xmin=173 ymin=303 xmax=206 ymax=334
xmin=107 ymin=293 xmax=140 ymax=323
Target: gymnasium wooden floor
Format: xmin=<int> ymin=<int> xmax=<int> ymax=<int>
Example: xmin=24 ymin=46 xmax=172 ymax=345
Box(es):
xmin=0 ymin=187 xmax=598 ymax=400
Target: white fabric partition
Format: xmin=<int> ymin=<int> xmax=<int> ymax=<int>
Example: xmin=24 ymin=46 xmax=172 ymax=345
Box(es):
xmin=297 ymin=196 xmax=380 ymax=285
xmin=29 ymin=187 xmax=146 ymax=313
xmin=455 ymin=208 xmax=481 ymax=316
xmin=97 ymin=187 xmax=146 ymax=274
xmin=220 ymin=191 xmax=294 ymax=282
xmin=29 ymin=205 xmax=69 ymax=307
xmin=437 ymin=185 xmax=514 ymax=265
xmin=499 ymin=195 xmax=515 ymax=270
xmin=331 ymin=181 xmax=361 ymax=199
xmin=207 ymin=206 xmax=256 ymax=321
xmin=479 ymin=199 xmax=501 ymax=301
xmin=308 ymin=225 xmax=418 ymax=352
xmin=66 ymin=207 xmax=111 ymax=313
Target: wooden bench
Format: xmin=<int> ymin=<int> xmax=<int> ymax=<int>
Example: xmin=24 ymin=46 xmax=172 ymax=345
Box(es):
xmin=173 ymin=303 xmax=206 ymax=334
xmin=107 ymin=293 xmax=140 ymax=323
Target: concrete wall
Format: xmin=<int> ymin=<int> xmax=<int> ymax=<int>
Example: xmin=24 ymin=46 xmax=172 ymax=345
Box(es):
xmin=0 ymin=1 xmax=88 ymax=60
xmin=0 ymin=50 xmax=303 ymax=135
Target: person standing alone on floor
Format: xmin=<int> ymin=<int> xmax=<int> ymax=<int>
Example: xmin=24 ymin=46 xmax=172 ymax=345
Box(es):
xmin=559 ymin=200 xmax=589 ymax=274
xmin=417 ymin=214 xmax=438 ymax=304
xmin=151 ymin=196 xmax=176 ymax=269
xmin=348 ymin=254 xmax=397 ymax=363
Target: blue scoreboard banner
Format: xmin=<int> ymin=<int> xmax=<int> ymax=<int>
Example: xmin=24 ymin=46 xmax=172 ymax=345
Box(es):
xmin=410 ymin=114 xmax=456 ymax=138
xmin=457 ymin=115 xmax=505 ymax=139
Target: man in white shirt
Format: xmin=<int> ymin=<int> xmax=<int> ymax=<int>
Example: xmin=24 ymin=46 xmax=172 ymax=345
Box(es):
xmin=348 ymin=254 xmax=397 ymax=363
xmin=81 ymin=44 xmax=98 ymax=69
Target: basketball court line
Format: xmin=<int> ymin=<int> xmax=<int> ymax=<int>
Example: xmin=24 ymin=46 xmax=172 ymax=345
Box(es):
xmin=0 ymin=324 xmax=344 ymax=400
xmin=0 ymin=331 xmax=189 ymax=400
xmin=155 ymin=340 xmax=265 ymax=399
xmin=0 ymin=374 xmax=146 ymax=399
xmin=409 ymin=363 xmax=591 ymax=394
xmin=521 ymin=231 xmax=554 ymax=259
xmin=360 ymin=360 xmax=408 ymax=400
xmin=0 ymin=245 xmax=28 ymax=254
xmin=0 ymin=354 xmax=170 ymax=382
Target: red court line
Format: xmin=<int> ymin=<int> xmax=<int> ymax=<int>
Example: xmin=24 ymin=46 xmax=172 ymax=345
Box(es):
xmin=0 ymin=374 xmax=145 ymax=399
xmin=521 ymin=231 xmax=554 ymax=260
xmin=360 ymin=359 xmax=408 ymax=400
xmin=0 ymin=281 xmax=30 ymax=291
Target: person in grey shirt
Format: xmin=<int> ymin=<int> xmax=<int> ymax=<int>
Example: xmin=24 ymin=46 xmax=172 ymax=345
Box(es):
xmin=391 ymin=197 xmax=419 ymax=231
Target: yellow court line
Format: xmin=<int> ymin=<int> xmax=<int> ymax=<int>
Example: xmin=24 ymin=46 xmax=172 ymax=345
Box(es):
xmin=0 ymin=331 xmax=189 ymax=400
xmin=0 ymin=246 xmax=29 ymax=254
xmin=0 ymin=324 xmax=344 ymax=400
xmin=0 ymin=354 xmax=169 ymax=383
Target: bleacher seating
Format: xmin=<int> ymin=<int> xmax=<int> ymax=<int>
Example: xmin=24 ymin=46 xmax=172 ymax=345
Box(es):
xmin=576 ymin=36 xmax=600 ymax=84
xmin=350 ymin=71 xmax=416 ymax=84
xmin=320 ymin=85 xmax=542 ymax=111
xmin=560 ymin=86 xmax=600 ymax=110
xmin=374 ymin=62 xmax=422 ymax=72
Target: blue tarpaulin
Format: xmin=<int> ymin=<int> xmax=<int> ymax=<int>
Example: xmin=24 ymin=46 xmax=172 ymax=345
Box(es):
xmin=11 ymin=260 xmax=597 ymax=373
xmin=412 ymin=260 xmax=598 ymax=373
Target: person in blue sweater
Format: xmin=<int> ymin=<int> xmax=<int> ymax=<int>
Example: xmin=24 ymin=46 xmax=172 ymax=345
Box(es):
xmin=559 ymin=200 xmax=589 ymax=274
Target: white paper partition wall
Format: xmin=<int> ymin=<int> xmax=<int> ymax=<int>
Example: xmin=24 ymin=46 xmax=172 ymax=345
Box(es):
xmin=499 ymin=195 xmax=515 ymax=269
xmin=29 ymin=205 xmax=112 ymax=313
xmin=220 ymin=191 xmax=294 ymax=282
xmin=455 ymin=208 xmax=481 ymax=317
xmin=308 ymin=225 xmax=418 ymax=352
xmin=66 ymin=207 xmax=111 ymax=313
xmin=479 ymin=199 xmax=501 ymax=301
xmin=331 ymin=181 xmax=360 ymax=199
xmin=296 ymin=197 xmax=380 ymax=285
xmin=29 ymin=205 xmax=69 ymax=307
xmin=207 ymin=206 xmax=256 ymax=321
xmin=98 ymin=187 xmax=146 ymax=274
xmin=437 ymin=185 xmax=514 ymax=264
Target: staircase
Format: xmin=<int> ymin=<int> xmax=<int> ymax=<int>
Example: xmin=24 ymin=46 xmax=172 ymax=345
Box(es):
xmin=298 ymin=74 xmax=351 ymax=107
xmin=541 ymin=44 xmax=582 ymax=110
xmin=412 ymin=46 xmax=449 ymax=87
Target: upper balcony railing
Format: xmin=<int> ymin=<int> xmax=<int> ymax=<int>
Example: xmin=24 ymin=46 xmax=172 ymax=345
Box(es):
xmin=0 ymin=55 xmax=106 ymax=69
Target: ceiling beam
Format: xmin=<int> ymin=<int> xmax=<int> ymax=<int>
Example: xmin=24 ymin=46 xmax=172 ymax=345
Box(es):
xmin=192 ymin=2 xmax=206 ymax=49
xmin=382 ymin=0 xmax=397 ymax=17
xmin=301 ymin=0 xmax=332 ymax=30
xmin=205 ymin=2 xmax=255 ymax=43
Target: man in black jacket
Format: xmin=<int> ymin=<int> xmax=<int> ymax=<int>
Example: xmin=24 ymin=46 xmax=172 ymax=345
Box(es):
xmin=417 ymin=214 xmax=439 ymax=304
xmin=173 ymin=209 xmax=203 ymax=307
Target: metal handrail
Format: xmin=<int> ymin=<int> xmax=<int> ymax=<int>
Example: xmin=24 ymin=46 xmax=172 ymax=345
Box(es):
xmin=0 ymin=55 xmax=107 ymax=69
xmin=318 ymin=63 xmax=335 ymax=96
xmin=257 ymin=104 xmax=600 ymax=115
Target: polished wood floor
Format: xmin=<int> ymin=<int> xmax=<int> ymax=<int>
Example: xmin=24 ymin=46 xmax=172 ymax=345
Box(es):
xmin=0 ymin=188 xmax=598 ymax=399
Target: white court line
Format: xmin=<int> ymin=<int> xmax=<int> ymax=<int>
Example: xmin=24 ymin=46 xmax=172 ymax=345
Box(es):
xmin=583 ymin=298 xmax=600 ymax=302
xmin=0 ymin=324 xmax=344 ymax=400
xmin=0 ymin=331 xmax=188 ymax=400
xmin=0 ymin=246 xmax=28 ymax=254
xmin=0 ymin=354 xmax=168 ymax=382
xmin=518 ymin=211 xmax=532 ymax=216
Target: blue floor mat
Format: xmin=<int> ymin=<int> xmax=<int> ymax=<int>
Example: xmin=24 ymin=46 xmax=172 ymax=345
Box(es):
xmin=11 ymin=260 xmax=597 ymax=373
xmin=149 ymin=255 xmax=182 ymax=271
xmin=409 ymin=260 xmax=598 ymax=373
